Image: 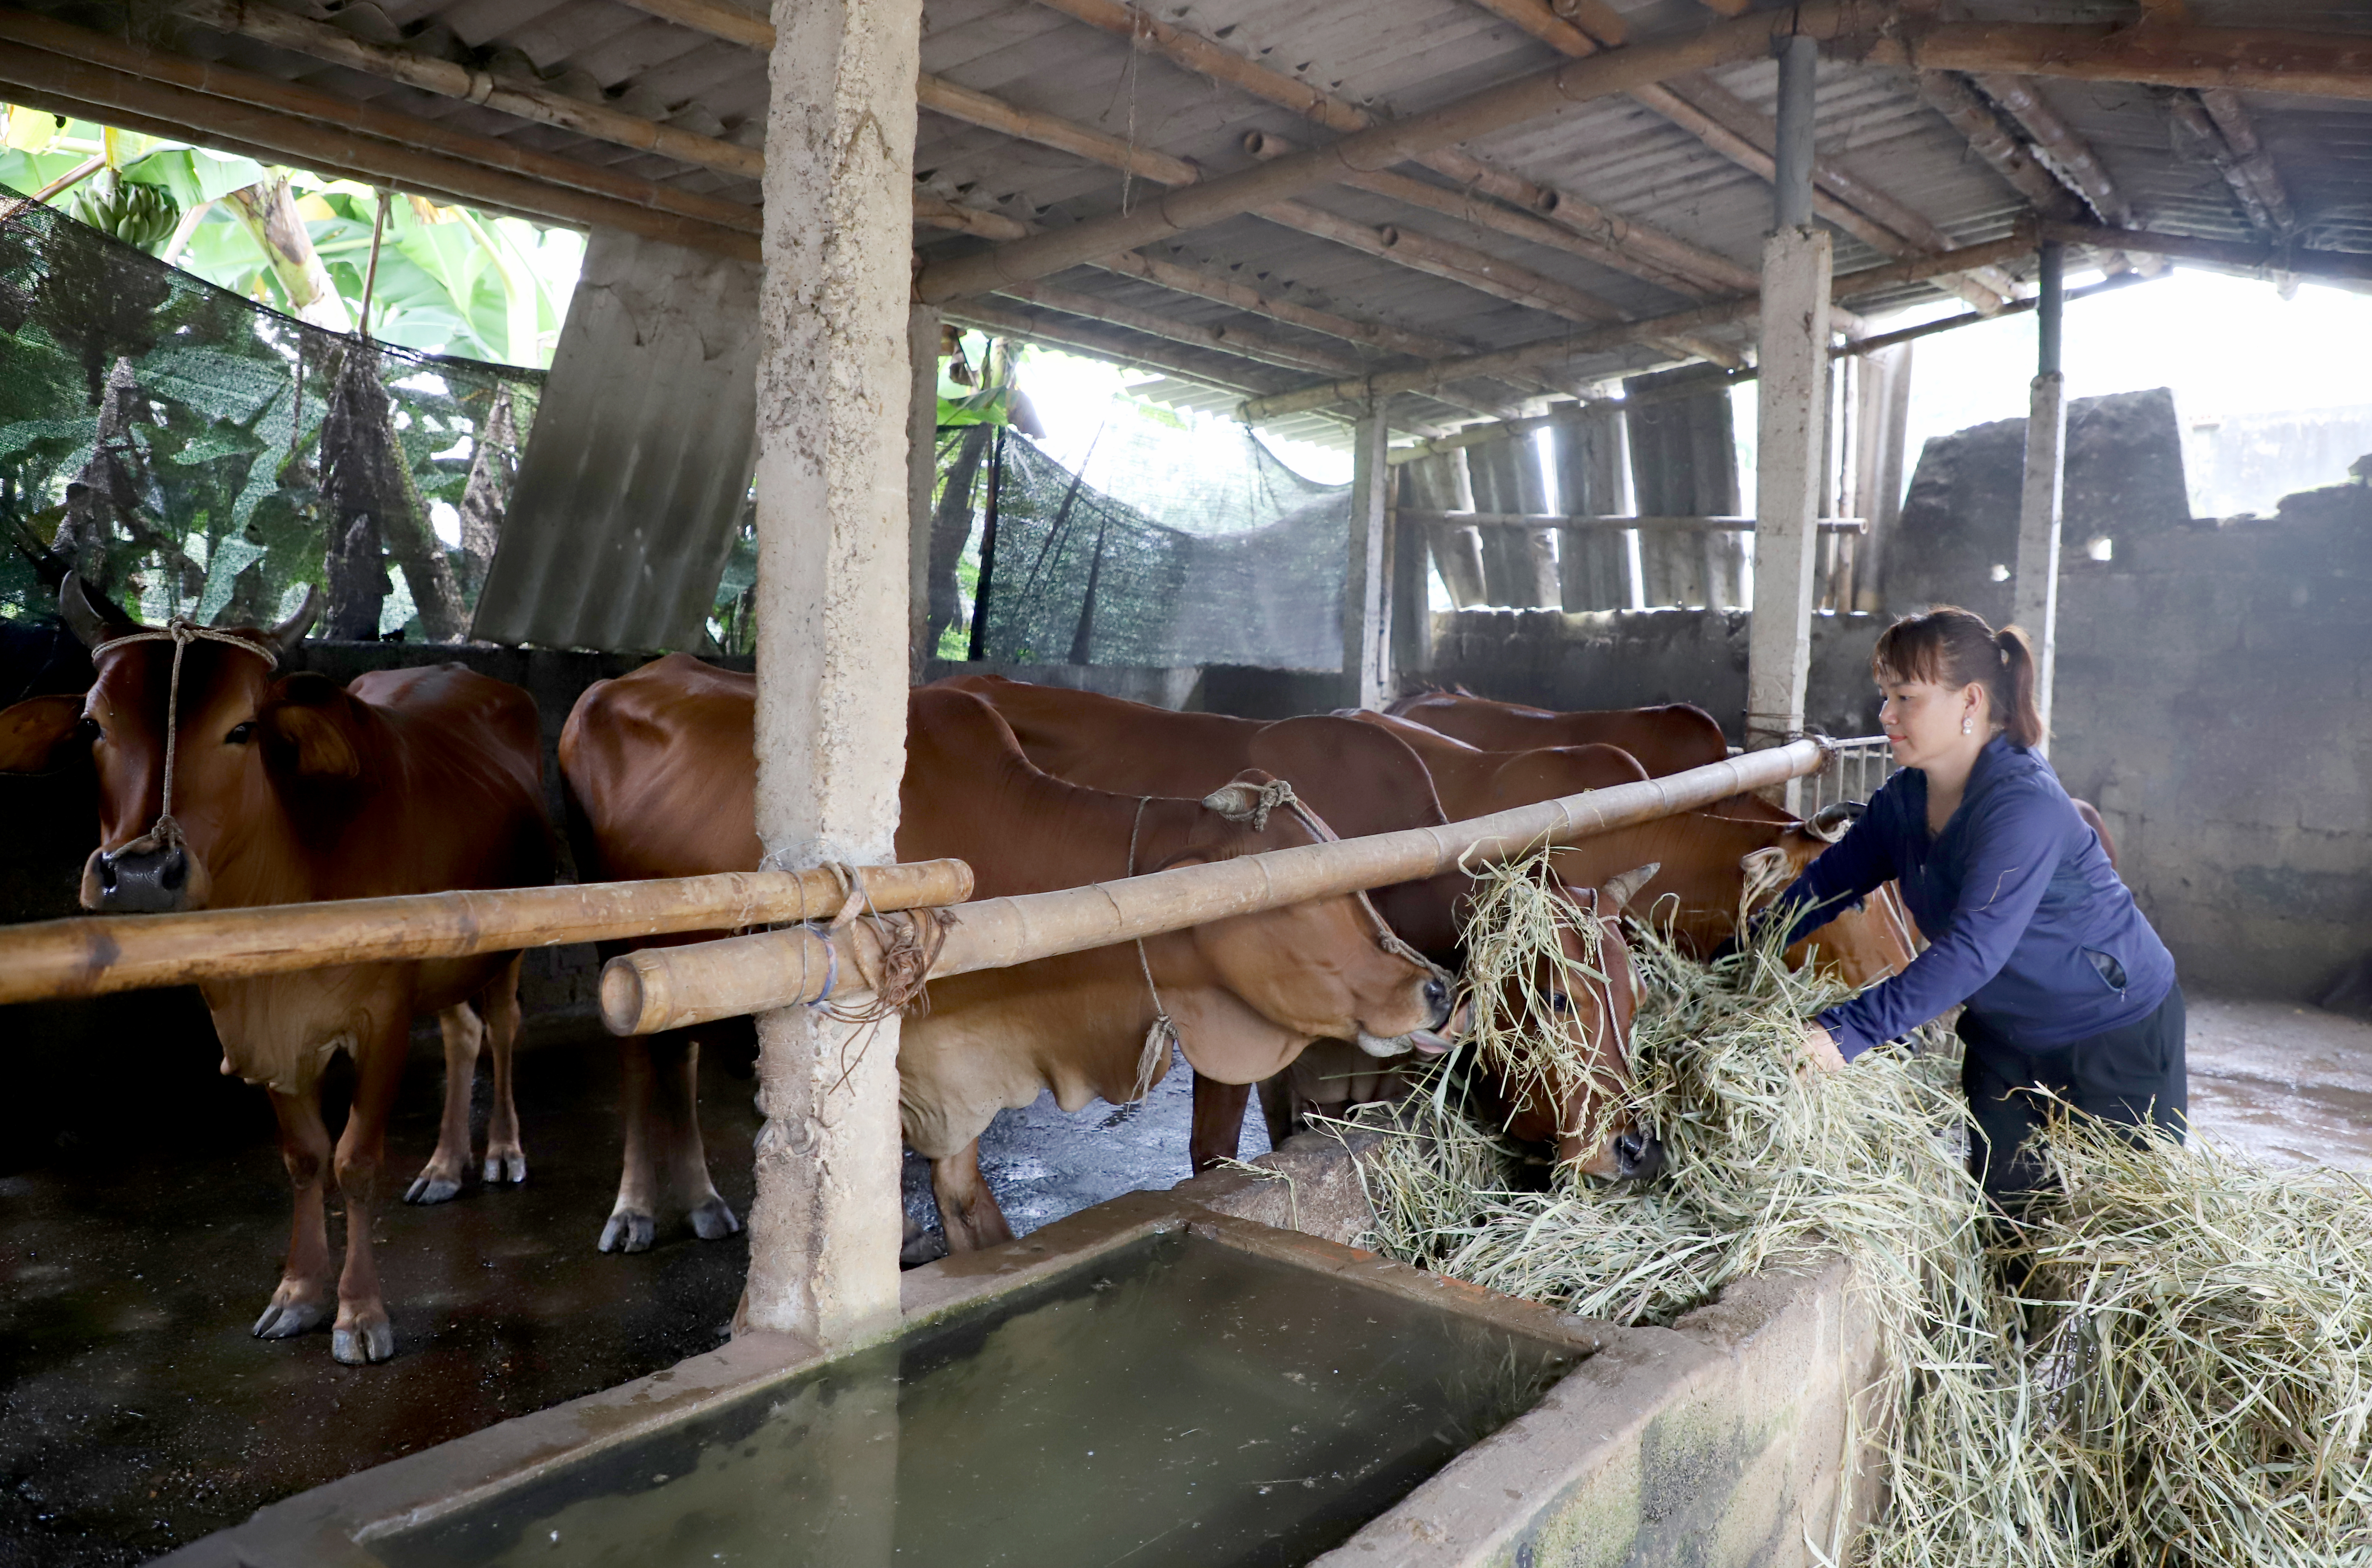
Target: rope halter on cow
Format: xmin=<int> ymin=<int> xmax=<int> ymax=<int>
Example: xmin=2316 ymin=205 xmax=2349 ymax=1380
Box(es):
xmin=86 ymin=618 xmax=280 ymax=862
xmin=1126 ymin=794 xmax=1177 ymax=1103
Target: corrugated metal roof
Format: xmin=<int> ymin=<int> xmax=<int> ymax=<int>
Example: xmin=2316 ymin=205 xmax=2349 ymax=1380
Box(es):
xmin=471 ymin=227 xmax=760 ymax=650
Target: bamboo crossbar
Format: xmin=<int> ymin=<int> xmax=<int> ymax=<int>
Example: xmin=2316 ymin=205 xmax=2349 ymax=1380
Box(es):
xmin=0 ymin=861 xmax=974 ymax=1005
xmin=598 ymin=738 xmax=1831 ymax=1037
xmin=1398 ymin=512 xmax=1868 ymax=533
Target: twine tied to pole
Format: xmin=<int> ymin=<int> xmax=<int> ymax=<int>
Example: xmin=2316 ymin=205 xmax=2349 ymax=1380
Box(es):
xmin=86 ymin=619 xmax=278 ymax=859
xmin=1126 ymin=795 xmax=1177 ymax=1103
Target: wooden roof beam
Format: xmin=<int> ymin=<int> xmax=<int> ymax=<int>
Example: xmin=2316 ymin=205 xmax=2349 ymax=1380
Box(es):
xmin=942 ymin=298 xmax=1294 ymax=401
xmin=992 ymin=279 xmax=1374 ymax=378
xmin=1872 ymin=21 xmax=2372 ymax=102
xmin=170 ymin=0 xmax=761 ymax=181
xmin=1913 ymin=70 xmax=2083 ymax=221
xmin=1969 ymin=73 xmax=2134 ymax=227
xmin=0 ymin=11 xmax=758 ymax=255
xmin=917 ymin=68 xmax=1738 ymax=368
xmin=2040 ymin=220 xmax=2372 ymax=285
xmin=913 ymin=5 xmax=1853 ymax=306
xmin=2197 ymin=88 xmax=2297 ymax=236
xmin=1018 ymin=0 xmax=1757 ymax=298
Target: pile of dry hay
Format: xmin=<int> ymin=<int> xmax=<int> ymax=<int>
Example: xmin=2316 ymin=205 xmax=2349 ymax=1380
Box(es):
xmin=1356 ymin=849 xmax=2372 ymax=1568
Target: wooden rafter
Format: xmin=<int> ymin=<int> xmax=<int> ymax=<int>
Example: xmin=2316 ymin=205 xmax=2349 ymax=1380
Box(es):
xmin=1970 ymin=73 xmax=2135 ymax=227
xmin=2041 ymin=220 xmax=2372 ymax=284
xmin=0 ymin=10 xmax=757 ymax=255
xmin=2198 ymin=89 xmax=2297 ymax=235
xmin=1013 ymin=0 xmax=1759 ymax=298
xmin=943 ymin=298 xmax=1291 ymax=400
xmin=992 ymin=279 xmax=1373 ymax=377
xmin=173 ymin=0 xmax=761 ymax=181
xmin=1877 ymin=22 xmax=2372 ymax=101
xmin=1914 ymin=70 xmax=2082 ymax=221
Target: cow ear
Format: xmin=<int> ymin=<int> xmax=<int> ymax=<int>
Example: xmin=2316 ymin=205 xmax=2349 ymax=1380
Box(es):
xmin=0 ymin=695 xmax=89 ymax=773
xmin=263 ymin=673 xmax=362 ymax=779
xmin=1600 ymin=861 xmax=1660 ymax=914
xmin=1738 ymin=845 xmax=1792 ymax=911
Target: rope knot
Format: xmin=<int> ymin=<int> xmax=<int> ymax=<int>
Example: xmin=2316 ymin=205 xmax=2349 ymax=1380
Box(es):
xmin=1201 ymin=777 xmax=1298 ymax=832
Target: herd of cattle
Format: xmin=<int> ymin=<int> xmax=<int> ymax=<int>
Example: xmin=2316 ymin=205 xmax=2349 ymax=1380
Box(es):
xmin=0 ymin=581 xmax=1925 ymax=1367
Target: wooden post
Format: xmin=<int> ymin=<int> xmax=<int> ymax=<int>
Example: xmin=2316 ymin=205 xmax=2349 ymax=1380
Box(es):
xmin=744 ymin=0 xmax=921 ymax=1352
xmin=1744 ymin=34 xmax=1832 ymax=815
xmin=1344 ymin=400 xmax=1391 ymax=708
xmin=908 ymin=303 xmax=941 ymax=680
xmin=2013 ymin=240 xmax=2067 ymax=751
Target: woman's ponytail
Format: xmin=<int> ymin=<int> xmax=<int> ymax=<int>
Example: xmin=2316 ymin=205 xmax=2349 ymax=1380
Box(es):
xmin=1993 ymin=624 xmax=2045 ymax=748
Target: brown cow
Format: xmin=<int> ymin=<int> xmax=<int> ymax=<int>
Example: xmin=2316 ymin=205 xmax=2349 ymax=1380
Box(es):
xmin=1383 ymin=691 xmax=1731 ymax=779
xmin=1340 ymin=708 xmax=1651 ymax=817
xmin=560 ymin=661 xmax=1457 ymax=1252
xmin=0 ymin=580 xmax=552 ymax=1364
xmin=944 ymin=677 xmax=1667 ymax=1178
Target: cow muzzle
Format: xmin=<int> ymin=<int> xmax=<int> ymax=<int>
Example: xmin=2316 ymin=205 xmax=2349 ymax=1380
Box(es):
xmin=83 ymin=834 xmax=196 ymax=913
xmin=1355 ymin=985 xmax=1468 ymax=1059
xmin=1611 ymin=1126 xmax=1666 ymax=1183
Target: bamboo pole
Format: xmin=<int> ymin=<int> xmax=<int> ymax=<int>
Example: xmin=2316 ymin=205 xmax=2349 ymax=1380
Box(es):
xmin=1871 ymin=21 xmax=2372 ymax=102
xmin=992 ymin=280 xmax=1371 ymax=377
xmin=941 ymin=298 xmax=1292 ymax=400
xmin=602 ymin=739 xmax=1832 ymax=1036
xmin=0 ymin=16 xmax=761 ymax=255
xmin=175 ymin=0 xmax=764 ymax=182
xmin=2040 ymin=220 xmax=2372 ymax=284
xmin=0 ymin=861 xmax=973 ymax=1006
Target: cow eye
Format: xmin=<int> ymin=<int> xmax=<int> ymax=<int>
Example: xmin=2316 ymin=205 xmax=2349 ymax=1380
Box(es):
xmin=1547 ymin=990 xmax=1571 ymax=1013
xmin=226 ymin=721 xmax=257 ymax=744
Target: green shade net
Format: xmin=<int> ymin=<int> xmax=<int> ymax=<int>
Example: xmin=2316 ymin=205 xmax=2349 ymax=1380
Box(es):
xmin=0 ymin=203 xmax=542 ymax=636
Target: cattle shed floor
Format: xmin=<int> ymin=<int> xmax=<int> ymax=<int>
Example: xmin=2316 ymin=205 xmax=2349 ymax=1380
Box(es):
xmin=0 ymin=995 xmax=2359 ymax=1567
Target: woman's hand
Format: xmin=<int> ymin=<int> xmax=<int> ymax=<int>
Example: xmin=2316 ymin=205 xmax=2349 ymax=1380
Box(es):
xmin=1797 ymin=1022 xmax=1846 ymax=1074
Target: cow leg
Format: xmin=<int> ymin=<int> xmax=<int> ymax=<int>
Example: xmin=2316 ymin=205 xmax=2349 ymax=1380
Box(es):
xmin=252 ymin=1085 xmax=335 ymax=1340
xmin=478 ymin=957 xmax=527 ymax=1186
xmin=930 ymin=1140 xmax=1012 ymax=1252
xmin=603 ymin=1031 xmax=738 ymax=1253
xmin=1257 ymin=1072 xmax=1301 ymax=1151
xmin=405 ymin=1002 xmax=483 ymax=1205
xmin=329 ymin=1018 xmax=411 ymax=1365
xmin=1188 ymin=1075 xmax=1251 ymax=1174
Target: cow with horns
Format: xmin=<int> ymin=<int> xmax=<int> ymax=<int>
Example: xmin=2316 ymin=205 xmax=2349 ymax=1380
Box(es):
xmin=0 ymin=580 xmax=553 ymax=1364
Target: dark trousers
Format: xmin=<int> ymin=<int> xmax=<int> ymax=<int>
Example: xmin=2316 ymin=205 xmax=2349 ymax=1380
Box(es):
xmin=1959 ymin=984 xmax=2188 ymax=1205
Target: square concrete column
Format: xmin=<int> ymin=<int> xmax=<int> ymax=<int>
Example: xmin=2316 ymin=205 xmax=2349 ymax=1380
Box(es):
xmin=744 ymin=0 xmax=923 ymax=1351
xmin=1343 ymin=401 xmax=1392 ymax=708
xmin=908 ymin=304 xmax=942 ymax=680
xmin=2013 ymin=241 xmax=2067 ymax=752
xmin=1743 ymin=224 xmax=1834 ymax=779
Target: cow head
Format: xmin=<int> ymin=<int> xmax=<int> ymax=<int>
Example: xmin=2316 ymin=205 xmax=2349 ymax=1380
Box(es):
xmin=0 ymin=577 xmax=322 ymax=913
xmin=1473 ymin=863 xmax=1663 ymax=1182
xmin=1147 ymin=771 xmax=1460 ymax=1085
xmin=1737 ymin=807 xmax=1913 ymax=989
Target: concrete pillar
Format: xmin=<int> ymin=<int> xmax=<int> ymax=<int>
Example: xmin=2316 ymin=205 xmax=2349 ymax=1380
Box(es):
xmin=1343 ymin=401 xmax=1391 ymax=708
xmin=908 ymin=304 xmax=941 ymax=680
xmin=743 ymin=0 xmax=921 ymax=1351
xmin=1744 ymin=33 xmax=1831 ymax=812
xmin=2013 ymin=241 xmax=2067 ymax=751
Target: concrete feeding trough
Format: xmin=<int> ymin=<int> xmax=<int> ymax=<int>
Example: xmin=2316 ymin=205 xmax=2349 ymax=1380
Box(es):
xmin=159 ymin=1133 xmax=1883 ymax=1568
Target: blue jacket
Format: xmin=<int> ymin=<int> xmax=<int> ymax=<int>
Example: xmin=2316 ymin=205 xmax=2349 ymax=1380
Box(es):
xmin=1768 ymin=735 xmax=2175 ymax=1060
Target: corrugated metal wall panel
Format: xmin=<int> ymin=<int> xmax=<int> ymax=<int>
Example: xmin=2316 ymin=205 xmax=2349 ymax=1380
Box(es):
xmin=472 ymin=228 xmax=761 ymax=651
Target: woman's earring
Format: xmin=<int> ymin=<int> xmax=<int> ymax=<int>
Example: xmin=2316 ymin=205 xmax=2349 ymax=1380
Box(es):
xmin=1962 ymin=716 xmax=1974 ymax=735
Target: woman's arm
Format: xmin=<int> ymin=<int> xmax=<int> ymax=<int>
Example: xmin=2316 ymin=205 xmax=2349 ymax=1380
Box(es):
xmin=1816 ymin=783 xmax=2061 ymax=1059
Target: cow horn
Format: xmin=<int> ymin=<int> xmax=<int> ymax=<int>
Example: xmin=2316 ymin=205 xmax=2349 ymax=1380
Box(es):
xmin=1806 ymin=802 xmax=1861 ymax=843
xmin=267 ymin=584 xmax=320 ymax=656
xmin=1601 ymin=861 xmax=1660 ymax=914
xmin=58 ymin=574 xmax=139 ymax=649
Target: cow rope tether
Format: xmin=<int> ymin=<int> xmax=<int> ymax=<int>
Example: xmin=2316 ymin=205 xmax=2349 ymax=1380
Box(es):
xmin=86 ymin=618 xmax=277 ymax=859
xmin=1125 ymin=794 xmax=1178 ymax=1104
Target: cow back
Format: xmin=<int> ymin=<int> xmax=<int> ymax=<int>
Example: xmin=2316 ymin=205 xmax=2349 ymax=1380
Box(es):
xmin=1387 ymin=694 xmax=1729 ymax=779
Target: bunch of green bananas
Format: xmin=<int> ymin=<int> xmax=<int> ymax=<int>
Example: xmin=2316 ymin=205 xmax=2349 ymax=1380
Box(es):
xmin=71 ymin=168 xmax=181 ymax=251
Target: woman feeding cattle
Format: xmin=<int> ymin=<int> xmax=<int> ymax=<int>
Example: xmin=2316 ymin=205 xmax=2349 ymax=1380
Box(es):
xmin=1746 ymin=605 xmax=2187 ymax=1209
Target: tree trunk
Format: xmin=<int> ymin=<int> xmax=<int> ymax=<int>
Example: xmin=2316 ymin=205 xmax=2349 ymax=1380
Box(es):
xmin=454 ymin=384 xmax=516 ymax=599
xmin=319 ymin=347 xmax=465 ymax=639
xmin=924 ymin=425 xmax=990 ymax=655
xmin=223 ymin=178 xmax=354 ymax=334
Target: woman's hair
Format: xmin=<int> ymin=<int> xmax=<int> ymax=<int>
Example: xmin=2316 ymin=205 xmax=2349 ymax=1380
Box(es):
xmin=1871 ymin=606 xmax=2045 ymax=748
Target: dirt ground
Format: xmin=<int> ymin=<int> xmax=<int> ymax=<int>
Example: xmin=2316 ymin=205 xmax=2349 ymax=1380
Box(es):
xmin=0 ymin=994 xmax=2356 ymax=1566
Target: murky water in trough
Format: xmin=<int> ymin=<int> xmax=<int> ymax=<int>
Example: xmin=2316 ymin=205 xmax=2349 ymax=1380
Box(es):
xmin=375 ymin=1233 xmax=1576 ymax=1568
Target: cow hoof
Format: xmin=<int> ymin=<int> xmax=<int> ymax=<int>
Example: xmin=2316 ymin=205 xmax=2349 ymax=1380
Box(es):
xmin=688 ymin=1195 xmax=742 ymax=1242
xmin=483 ymin=1149 xmax=528 ymax=1186
xmin=900 ymin=1226 xmax=947 ymax=1268
xmin=600 ymin=1209 xmax=655 ymax=1254
xmin=332 ymin=1318 xmax=396 ymax=1365
xmin=404 ymin=1172 xmax=462 ymax=1205
xmin=252 ymin=1295 xmax=326 ymax=1339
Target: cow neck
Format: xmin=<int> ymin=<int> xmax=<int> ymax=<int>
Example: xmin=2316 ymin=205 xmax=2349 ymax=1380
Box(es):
xmin=88 ymin=619 xmax=277 ymax=860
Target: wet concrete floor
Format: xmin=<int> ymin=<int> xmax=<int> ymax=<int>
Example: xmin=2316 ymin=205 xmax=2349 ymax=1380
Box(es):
xmin=0 ymin=1022 xmax=1260 ymax=1568
xmin=2182 ymin=995 xmax=2372 ymax=1170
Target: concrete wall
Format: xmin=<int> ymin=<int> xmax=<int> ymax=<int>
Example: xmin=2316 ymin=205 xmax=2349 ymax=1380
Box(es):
xmin=2052 ymin=483 xmax=2372 ymax=999
xmin=1423 ymin=607 xmax=1888 ymax=743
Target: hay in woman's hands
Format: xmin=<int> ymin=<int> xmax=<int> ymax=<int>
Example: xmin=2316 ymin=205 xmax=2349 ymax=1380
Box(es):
xmin=1354 ymin=846 xmax=2372 ymax=1567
